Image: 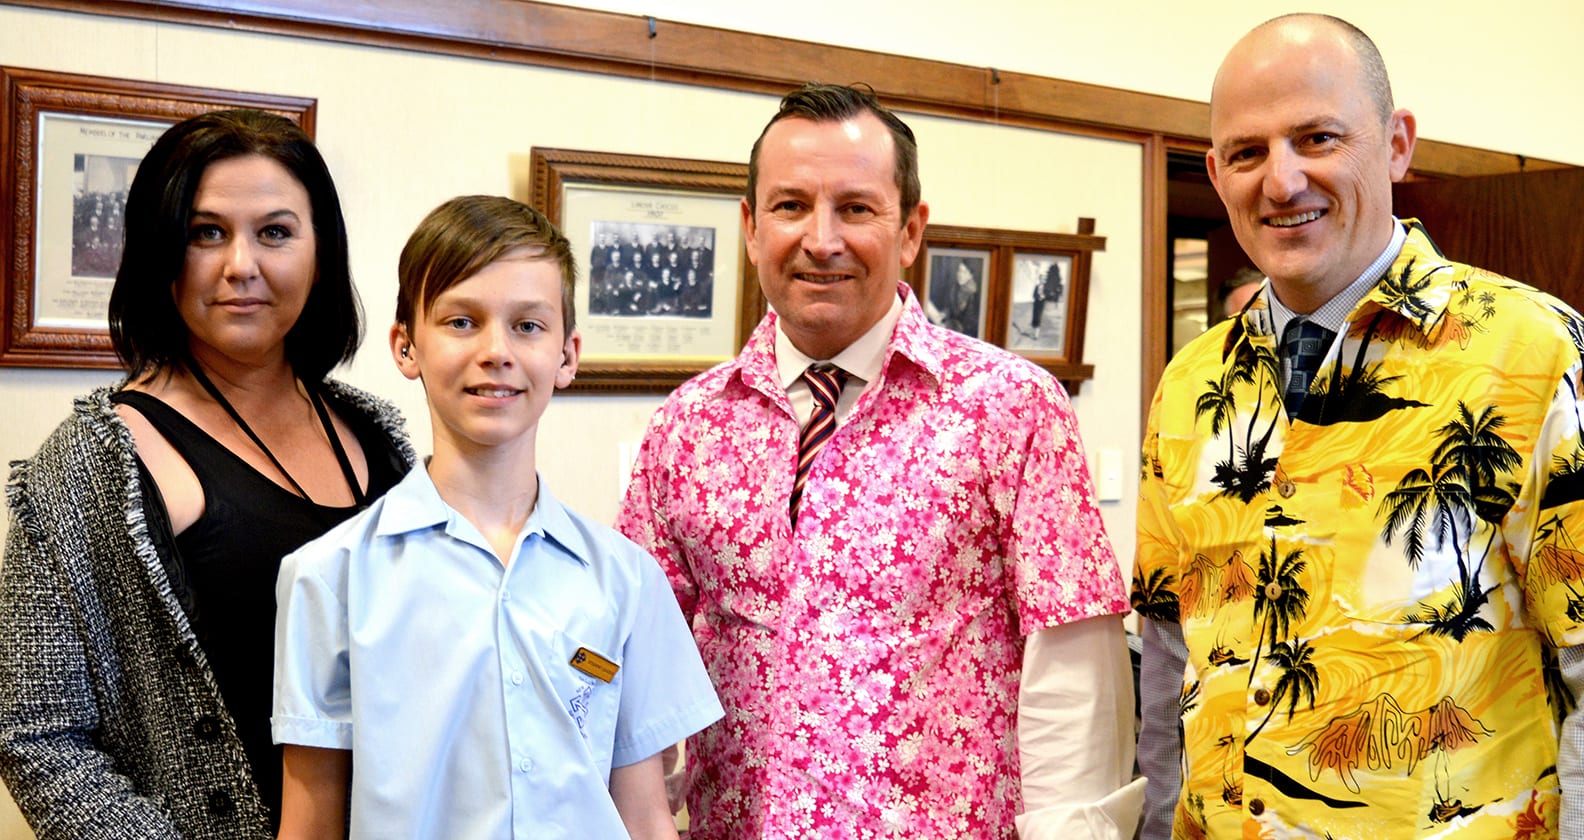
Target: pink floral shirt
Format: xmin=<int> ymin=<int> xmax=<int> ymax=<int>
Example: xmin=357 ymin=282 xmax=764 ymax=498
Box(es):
xmin=617 ymin=285 xmax=1127 ymax=839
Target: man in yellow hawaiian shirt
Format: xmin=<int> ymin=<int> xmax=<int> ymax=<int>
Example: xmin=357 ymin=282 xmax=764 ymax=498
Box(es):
xmin=1134 ymin=13 xmax=1584 ymax=839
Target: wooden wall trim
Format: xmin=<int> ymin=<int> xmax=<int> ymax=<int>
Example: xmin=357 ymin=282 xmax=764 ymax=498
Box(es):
xmin=1140 ymin=135 xmax=1169 ymax=427
xmin=3 ymin=0 xmax=1567 ymax=177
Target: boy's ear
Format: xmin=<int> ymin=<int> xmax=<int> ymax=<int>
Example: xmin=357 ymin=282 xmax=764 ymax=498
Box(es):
xmin=555 ymin=330 xmax=582 ymax=390
xmin=390 ymin=323 xmax=422 ymax=381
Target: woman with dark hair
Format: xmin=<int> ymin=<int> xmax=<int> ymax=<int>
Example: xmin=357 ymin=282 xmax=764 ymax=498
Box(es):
xmin=925 ymin=256 xmax=983 ymax=338
xmin=0 ymin=109 xmax=413 ymax=839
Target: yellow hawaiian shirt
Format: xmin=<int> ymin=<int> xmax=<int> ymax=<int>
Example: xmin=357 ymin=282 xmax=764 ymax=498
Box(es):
xmin=1134 ymin=220 xmax=1584 ymax=839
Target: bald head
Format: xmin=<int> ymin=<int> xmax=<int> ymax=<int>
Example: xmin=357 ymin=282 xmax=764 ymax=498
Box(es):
xmin=1203 ymin=12 xmax=1416 ymax=312
xmin=1213 ymin=14 xmax=1393 ymax=131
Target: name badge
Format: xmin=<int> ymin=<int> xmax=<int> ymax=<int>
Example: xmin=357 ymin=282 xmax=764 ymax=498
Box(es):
xmin=570 ymin=647 xmax=618 ymax=683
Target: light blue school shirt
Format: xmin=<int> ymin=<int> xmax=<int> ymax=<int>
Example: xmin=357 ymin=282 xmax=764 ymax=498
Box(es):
xmin=272 ymin=465 xmax=723 ymax=840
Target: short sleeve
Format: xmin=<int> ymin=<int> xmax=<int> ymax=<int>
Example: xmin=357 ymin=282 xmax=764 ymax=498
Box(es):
xmin=609 ymin=548 xmax=723 ymax=768
xmin=271 ymin=545 xmax=354 ymax=749
xmin=1007 ymin=374 xmax=1129 ymax=634
xmin=1525 ymin=357 xmax=1584 ymax=648
xmin=615 ymin=402 xmax=700 ymax=621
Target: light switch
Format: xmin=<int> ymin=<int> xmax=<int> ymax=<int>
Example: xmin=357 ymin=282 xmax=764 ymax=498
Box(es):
xmin=1097 ymin=448 xmax=1124 ymax=502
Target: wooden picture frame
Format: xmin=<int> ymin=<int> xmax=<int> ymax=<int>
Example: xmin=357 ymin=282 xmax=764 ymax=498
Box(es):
xmin=530 ymin=147 xmax=763 ymax=393
xmin=0 ymin=67 xmax=316 ymax=369
xmin=907 ymin=218 xmax=1104 ymax=393
xmin=919 ymin=246 xmax=991 ymax=340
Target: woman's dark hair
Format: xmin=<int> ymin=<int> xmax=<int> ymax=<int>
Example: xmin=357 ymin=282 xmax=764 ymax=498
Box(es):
xmin=108 ymin=108 xmax=361 ymax=382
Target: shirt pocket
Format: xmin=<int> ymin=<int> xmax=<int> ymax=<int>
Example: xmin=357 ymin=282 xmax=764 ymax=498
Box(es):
xmin=549 ymin=630 xmax=623 ymax=767
xmin=1328 ymin=464 xmax=1508 ymax=628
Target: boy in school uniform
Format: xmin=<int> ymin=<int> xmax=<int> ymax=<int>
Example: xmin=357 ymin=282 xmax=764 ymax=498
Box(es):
xmin=272 ymin=195 xmax=722 ymax=840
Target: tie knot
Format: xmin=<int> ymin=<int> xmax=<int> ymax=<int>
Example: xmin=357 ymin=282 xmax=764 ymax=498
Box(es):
xmin=802 ymin=364 xmax=849 ymax=409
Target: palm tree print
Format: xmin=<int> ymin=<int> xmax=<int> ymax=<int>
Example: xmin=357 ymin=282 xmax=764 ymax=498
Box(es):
xmin=1378 ymin=461 xmax=1472 ymax=571
xmin=1250 ymin=534 xmax=1309 ymax=674
xmin=1304 ymin=312 xmax=1429 ymax=425
xmin=1207 ymin=338 xmax=1283 ymax=502
xmin=1376 ymin=258 xmax=1437 ymax=325
xmin=1542 ymin=443 xmax=1584 ymax=511
xmin=1196 ymin=369 xmax=1243 ymax=466
xmin=1245 ymin=638 xmax=1318 ymax=745
xmin=1180 ymin=679 xmax=1201 ymax=718
xmin=1432 ymin=401 xmax=1520 ymax=524
xmin=1403 ymin=576 xmax=1496 ymax=641
xmin=1379 ymin=461 xmax=1498 ymax=637
xmin=1379 ymin=401 xmax=1521 ymax=635
xmin=1131 ymin=565 xmax=1178 ymax=624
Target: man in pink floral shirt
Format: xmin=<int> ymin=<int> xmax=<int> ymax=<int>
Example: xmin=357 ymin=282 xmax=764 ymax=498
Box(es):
xmin=617 ymin=83 xmax=1142 ymax=839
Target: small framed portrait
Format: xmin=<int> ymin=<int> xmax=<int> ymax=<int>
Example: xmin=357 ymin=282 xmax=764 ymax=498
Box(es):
xmin=530 ymin=147 xmax=765 ymax=393
xmin=906 ymin=220 xmax=1103 ymax=392
xmin=1005 ymin=252 xmax=1074 ymax=355
xmin=923 ymin=248 xmax=990 ymax=339
xmin=0 ymin=66 xmax=315 ymax=369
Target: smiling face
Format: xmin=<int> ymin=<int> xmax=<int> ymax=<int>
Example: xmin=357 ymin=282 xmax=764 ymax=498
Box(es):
xmin=392 ymin=248 xmax=579 ymax=457
xmin=1206 ymin=19 xmax=1414 ymax=312
xmin=172 ymin=154 xmax=317 ymax=368
xmin=743 ymin=113 xmax=928 ymax=359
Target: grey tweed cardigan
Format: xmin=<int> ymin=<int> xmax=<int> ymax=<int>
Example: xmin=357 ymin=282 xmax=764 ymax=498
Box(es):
xmin=0 ymin=381 xmax=413 ymax=840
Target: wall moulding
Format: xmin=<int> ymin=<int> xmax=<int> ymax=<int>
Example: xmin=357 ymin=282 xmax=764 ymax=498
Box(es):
xmin=3 ymin=0 xmax=1565 ymax=177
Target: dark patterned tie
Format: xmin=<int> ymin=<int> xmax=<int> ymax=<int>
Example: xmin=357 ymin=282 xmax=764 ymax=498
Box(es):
xmin=1281 ymin=318 xmax=1335 ymax=420
xmin=791 ymin=364 xmax=851 ymax=524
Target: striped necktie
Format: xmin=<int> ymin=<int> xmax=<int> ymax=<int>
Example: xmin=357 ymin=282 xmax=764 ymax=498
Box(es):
xmin=791 ymin=364 xmax=851 ymax=524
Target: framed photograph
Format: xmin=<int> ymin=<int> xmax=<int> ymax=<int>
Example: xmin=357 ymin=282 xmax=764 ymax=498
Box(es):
xmin=1 ymin=67 xmax=316 ymax=368
xmin=530 ymin=147 xmax=763 ymax=393
xmin=906 ymin=219 xmax=1104 ymax=393
xmin=1006 ymin=253 xmax=1073 ymax=354
xmin=922 ymin=247 xmax=990 ymax=339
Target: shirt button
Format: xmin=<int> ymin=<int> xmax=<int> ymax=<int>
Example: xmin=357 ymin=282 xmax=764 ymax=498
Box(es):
xmin=205 ymin=789 xmax=235 ymax=817
xmin=511 ymin=671 xmax=525 ymax=686
xmin=501 ymin=591 xmax=511 ymax=602
xmin=1253 ymin=688 xmax=1272 ymax=706
xmin=1264 ymin=582 xmax=1283 ymax=600
xmin=1249 ymin=798 xmax=1265 ymax=816
xmin=518 ymin=758 xmax=533 ymax=772
xmin=193 ymin=714 xmax=222 ymax=741
xmin=1277 ymin=481 xmax=1296 ymax=498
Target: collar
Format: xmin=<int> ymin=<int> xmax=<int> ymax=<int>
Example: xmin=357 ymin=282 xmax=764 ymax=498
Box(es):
xmin=774 ymin=291 xmax=902 ymax=388
xmin=1266 ymin=218 xmax=1407 ymax=338
xmin=374 ymin=462 xmax=592 ymax=567
xmin=1354 ymin=218 xmax=1468 ymax=339
xmin=728 ymin=283 xmax=949 ymax=405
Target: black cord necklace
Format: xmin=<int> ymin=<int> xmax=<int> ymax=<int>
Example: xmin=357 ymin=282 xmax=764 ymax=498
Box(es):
xmin=186 ymin=362 xmax=367 ymax=509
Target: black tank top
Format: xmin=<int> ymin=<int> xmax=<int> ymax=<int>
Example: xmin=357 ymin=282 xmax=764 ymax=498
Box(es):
xmin=112 ymin=388 xmax=404 ymax=828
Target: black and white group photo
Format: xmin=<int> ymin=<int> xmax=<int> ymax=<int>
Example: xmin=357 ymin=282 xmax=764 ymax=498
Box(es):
xmin=70 ymin=153 xmax=137 ymax=279
xmin=585 ymin=222 xmax=716 ymax=318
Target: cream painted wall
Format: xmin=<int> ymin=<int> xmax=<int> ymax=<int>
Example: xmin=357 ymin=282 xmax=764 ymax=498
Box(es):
xmin=0 ymin=5 xmax=1141 ymax=536
xmin=560 ymin=0 xmax=1584 ymax=167
xmin=0 ymin=6 xmax=1142 ymax=835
